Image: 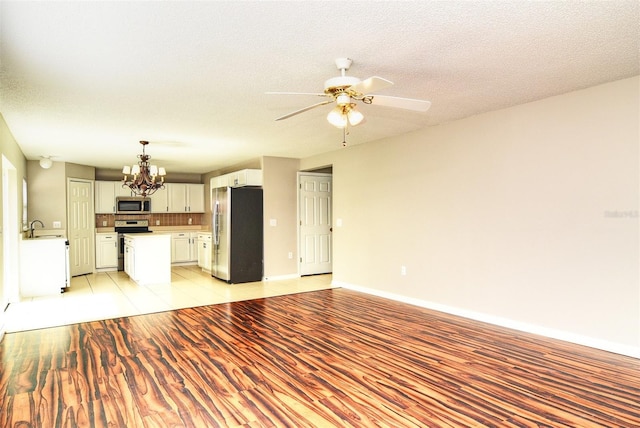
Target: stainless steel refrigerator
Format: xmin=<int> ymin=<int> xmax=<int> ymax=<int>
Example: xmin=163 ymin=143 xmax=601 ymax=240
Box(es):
xmin=212 ymin=186 xmax=263 ymax=283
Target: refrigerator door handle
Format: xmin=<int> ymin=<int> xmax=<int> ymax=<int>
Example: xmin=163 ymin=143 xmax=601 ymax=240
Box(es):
xmin=213 ymin=201 xmax=220 ymax=245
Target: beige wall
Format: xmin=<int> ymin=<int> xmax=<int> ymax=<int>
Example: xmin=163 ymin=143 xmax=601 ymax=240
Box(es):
xmin=0 ymin=114 xmax=27 ymax=336
xmin=27 ymin=161 xmax=95 ymax=234
xmin=66 ymin=162 xmax=95 ymax=181
xmin=262 ymin=156 xmax=299 ymax=278
xmin=27 ymin=160 xmax=67 ymax=230
xmin=301 ymin=76 xmax=639 ymax=354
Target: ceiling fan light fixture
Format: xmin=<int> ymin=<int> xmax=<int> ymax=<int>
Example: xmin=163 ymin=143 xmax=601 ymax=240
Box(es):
xmin=327 ymin=107 xmax=348 ymax=128
xmin=347 ymin=108 xmax=364 ymax=126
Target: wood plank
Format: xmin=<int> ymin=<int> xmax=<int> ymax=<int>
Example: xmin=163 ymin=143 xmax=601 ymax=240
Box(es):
xmin=1 ymin=289 xmax=638 ymax=427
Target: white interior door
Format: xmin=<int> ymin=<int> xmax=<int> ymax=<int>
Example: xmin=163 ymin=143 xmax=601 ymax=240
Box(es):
xmin=299 ymin=173 xmax=332 ymax=276
xmin=68 ymin=179 xmax=94 ymax=276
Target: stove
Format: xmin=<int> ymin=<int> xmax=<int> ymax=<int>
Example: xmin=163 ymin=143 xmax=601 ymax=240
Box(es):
xmin=115 ymin=220 xmax=150 ymax=270
xmin=115 ymin=219 xmax=150 ymax=234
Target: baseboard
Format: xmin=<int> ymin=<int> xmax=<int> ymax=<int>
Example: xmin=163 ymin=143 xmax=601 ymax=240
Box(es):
xmin=334 ymin=280 xmax=640 ymax=359
xmin=263 ymin=273 xmax=300 ymax=281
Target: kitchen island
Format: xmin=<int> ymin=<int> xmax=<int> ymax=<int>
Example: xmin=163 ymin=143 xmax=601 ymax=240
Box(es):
xmin=123 ymin=233 xmax=171 ymax=285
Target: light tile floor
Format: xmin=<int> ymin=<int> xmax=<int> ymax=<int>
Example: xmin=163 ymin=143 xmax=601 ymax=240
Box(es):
xmin=5 ymin=266 xmax=334 ymax=332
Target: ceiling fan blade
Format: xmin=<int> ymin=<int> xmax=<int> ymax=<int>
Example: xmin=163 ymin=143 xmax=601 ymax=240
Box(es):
xmin=367 ymin=95 xmax=431 ymax=112
xmin=266 ymin=92 xmax=329 ymax=97
xmin=349 ymin=76 xmax=393 ymax=95
xmin=275 ymin=100 xmax=334 ymax=121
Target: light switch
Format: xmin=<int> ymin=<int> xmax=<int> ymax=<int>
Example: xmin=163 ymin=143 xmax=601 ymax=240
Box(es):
xmin=336 ymin=218 xmax=343 ymax=227
xmin=269 ymin=218 xmax=277 ymax=227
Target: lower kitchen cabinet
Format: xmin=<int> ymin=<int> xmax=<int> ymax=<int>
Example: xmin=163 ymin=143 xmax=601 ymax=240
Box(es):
xmin=171 ymin=232 xmax=198 ymax=263
xmin=197 ymin=232 xmax=212 ymax=271
xmin=96 ymin=232 xmax=118 ymax=269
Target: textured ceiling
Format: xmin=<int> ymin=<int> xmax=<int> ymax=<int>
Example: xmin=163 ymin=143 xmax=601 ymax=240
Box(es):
xmin=1 ymin=1 xmax=638 ymax=174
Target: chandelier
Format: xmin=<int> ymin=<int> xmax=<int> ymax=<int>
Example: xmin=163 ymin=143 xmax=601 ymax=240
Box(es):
xmin=122 ymin=140 xmax=166 ymax=197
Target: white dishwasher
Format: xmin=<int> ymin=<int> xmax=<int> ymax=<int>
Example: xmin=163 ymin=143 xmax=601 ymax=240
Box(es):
xmin=19 ymin=237 xmax=69 ymax=297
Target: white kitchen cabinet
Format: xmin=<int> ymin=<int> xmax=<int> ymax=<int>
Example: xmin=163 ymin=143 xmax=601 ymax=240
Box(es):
xmin=124 ymin=236 xmax=136 ymax=280
xmin=210 ymin=169 xmax=262 ymax=190
xmin=210 ymin=175 xmax=225 ymax=190
xmin=124 ymin=233 xmax=171 ymax=285
xmin=150 ymin=188 xmax=168 ymax=212
xmin=229 ymin=169 xmax=262 ymax=187
xmin=187 ymin=184 xmax=205 ymax=212
xmin=167 ymin=183 xmax=204 ymax=213
xmin=95 ymin=181 xmax=116 ymax=213
xmin=171 ymin=232 xmax=198 ymax=263
xmin=197 ymin=232 xmax=212 ymax=271
xmin=96 ymin=232 xmax=118 ymax=269
xmin=95 ymin=181 xmax=133 ymax=213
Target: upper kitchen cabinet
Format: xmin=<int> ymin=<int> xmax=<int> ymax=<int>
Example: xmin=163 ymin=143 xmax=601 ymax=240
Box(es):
xmin=95 ymin=181 xmax=133 ymax=214
xmin=230 ymin=169 xmax=262 ymax=187
xmin=167 ymin=183 xmax=205 ymax=213
xmin=150 ymin=188 xmax=168 ymax=212
xmin=210 ymin=169 xmax=262 ymax=189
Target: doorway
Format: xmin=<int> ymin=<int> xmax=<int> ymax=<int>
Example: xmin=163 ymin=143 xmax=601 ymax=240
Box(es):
xmin=298 ymin=172 xmax=332 ymax=275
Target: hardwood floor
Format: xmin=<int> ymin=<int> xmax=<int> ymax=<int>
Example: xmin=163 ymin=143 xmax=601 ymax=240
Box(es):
xmin=1 ymin=288 xmax=638 ymax=427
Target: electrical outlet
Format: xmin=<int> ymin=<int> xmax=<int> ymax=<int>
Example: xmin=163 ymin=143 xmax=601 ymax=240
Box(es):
xmin=288 ymin=252 xmax=293 ymax=259
xmin=53 ymin=221 xmax=61 ymax=229
xmin=401 ymin=265 xmax=407 ymax=276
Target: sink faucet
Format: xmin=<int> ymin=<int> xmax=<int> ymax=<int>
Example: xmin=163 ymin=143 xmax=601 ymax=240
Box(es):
xmin=29 ymin=220 xmax=44 ymax=238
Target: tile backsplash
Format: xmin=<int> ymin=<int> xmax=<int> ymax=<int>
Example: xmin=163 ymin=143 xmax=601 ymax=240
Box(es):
xmin=96 ymin=213 xmax=203 ymax=228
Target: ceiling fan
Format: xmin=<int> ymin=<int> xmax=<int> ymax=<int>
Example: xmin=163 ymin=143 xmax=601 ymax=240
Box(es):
xmin=267 ymin=58 xmax=431 ymax=129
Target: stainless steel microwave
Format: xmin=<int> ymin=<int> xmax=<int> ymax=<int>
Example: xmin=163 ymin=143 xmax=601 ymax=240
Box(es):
xmin=116 ymin=197 xmax=151 ymax=214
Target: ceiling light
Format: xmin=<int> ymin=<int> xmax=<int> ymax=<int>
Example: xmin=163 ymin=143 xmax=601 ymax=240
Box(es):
xmin=347 ymin=108 xmax=364 ymax=126
xmin=39 ymin=157 xmax=53 ymax=169
xmin=326 ymin=104 xmax=364 ymax=128
xmin=327 ymin=107 xmax=348 ymax=128
xmin=122 ymin=140 xmax=166 ymax=197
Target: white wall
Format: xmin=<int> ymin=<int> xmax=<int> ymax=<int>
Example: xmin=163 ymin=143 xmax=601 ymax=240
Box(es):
xmin=301 ymin=76 xmax=639 ymax=356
